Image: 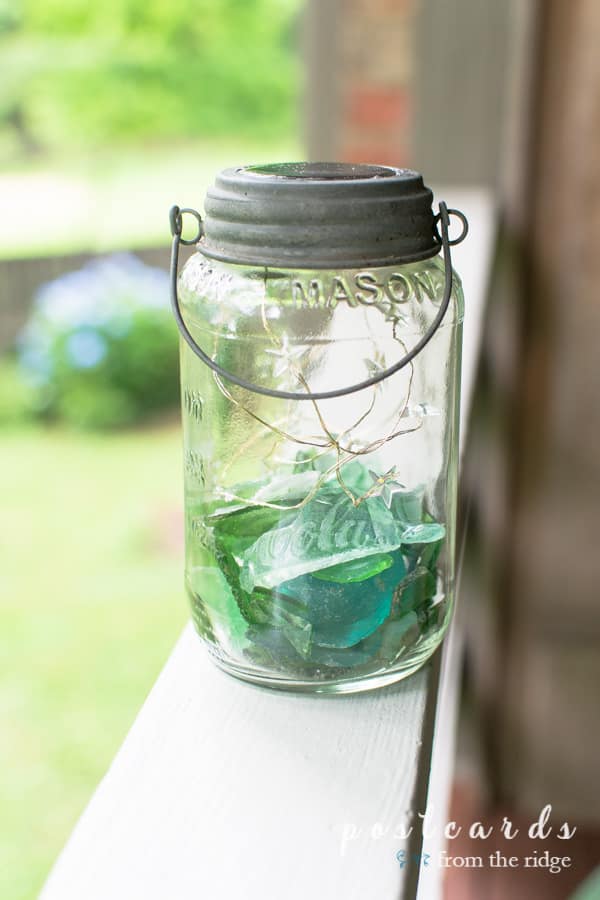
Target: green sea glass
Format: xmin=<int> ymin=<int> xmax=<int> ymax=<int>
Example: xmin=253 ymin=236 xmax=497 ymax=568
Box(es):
xmin=193 ymin=458 xmax=446 ymax=674
xmin=277 ymin=551 xmax=406 ymax=648
xmin=239 ymin=487 xmax=404 ymax=591
xmin=312 ymin=553 xmax=394 ymax=583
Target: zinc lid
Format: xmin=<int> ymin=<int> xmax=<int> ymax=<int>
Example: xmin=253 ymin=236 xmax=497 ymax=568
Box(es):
xmin=199 ymin=162 xmax=440 ymax=269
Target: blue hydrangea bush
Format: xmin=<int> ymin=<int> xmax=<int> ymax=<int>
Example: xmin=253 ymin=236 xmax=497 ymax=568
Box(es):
xmin=18 ymin=254 xmax=179 ymax=428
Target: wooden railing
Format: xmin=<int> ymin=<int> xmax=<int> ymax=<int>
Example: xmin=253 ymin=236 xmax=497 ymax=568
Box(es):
xmin=39 ymin=189 xmax=495 ymax=900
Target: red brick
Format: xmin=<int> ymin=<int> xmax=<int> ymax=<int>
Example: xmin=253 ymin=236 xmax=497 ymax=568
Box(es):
xmin=346 ymin=85 xmax=411 ymax=130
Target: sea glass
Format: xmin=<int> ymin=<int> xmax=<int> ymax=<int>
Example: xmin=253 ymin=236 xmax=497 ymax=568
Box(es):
xmin=239 ymin=487 xmax=405 ymax=591
xmin=188 ymin=458 xmax=446 ymax=677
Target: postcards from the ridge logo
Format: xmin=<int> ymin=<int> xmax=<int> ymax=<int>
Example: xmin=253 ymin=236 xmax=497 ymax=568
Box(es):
xmin=397 ymin=848 xmax=574 ymax=876
xmin=338 ymin=803 xmax=577 ymax=861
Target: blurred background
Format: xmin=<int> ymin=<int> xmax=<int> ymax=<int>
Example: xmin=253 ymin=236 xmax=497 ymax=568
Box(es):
xmin=1 ymin=2 xmax=599 ymax=899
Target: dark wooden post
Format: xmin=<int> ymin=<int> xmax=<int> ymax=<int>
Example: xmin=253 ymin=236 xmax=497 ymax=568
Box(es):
xmin=498 ymin=0 xmax=600 ymax=819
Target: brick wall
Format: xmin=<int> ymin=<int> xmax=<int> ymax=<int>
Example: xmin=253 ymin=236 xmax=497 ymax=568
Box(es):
xmin=306 ymin=0 xmax=415 ymax=166
xmin=337 ymin=0 xmax=415 ymax=166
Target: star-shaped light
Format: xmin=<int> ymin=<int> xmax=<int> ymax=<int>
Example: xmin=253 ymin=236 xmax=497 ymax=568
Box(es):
xmin=384 ymin=306 xmax=410 ymax=328
xmin=363 ymin=351 xmax=390 ymax=393
xmin=364 ymin=357 xmax=385 ymax=379
xmin=368 ymin=467 xmax=407 ymax=508
xmin=265 ymin=337 xmax=311 ymax=377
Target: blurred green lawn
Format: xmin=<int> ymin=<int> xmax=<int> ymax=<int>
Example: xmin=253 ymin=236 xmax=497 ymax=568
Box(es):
xmin=0 ymin=138 xmax=300 ymax=259
xmin=0 ymin=2 xmax=302 ymax=890
xmin=0 ymin=132 xmax=301 ymax=898
xmin=0 ymin=421 xmax=187 ymax=900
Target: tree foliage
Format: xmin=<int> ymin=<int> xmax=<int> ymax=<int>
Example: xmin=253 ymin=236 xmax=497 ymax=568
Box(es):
xmin=0 ymin=0 xmax=301 ymax=152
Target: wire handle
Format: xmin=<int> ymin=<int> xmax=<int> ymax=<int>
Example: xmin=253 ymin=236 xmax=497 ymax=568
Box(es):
xmin=169 ymin=202 xmax=468 ymax=401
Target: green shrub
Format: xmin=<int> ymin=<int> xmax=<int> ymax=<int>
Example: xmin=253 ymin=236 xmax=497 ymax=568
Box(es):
xmin=17 ymin=253 xmax=180 ymax=428
xmin=0 ymin=355 xmax=38 ymax=424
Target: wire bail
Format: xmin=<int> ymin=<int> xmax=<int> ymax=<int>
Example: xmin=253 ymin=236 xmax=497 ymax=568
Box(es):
xmin=168 ymin=202 xmax=467 ymax=401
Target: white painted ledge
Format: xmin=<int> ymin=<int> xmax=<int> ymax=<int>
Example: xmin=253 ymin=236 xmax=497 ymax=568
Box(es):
xmin=40 ymin=190 xmax=495 ymax=900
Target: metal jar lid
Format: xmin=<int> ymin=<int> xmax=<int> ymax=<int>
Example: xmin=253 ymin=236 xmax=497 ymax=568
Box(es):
xmin=199 ymin=162 xmax=439 ymax=269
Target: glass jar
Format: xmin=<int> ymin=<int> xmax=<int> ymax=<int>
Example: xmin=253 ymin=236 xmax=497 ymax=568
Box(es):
xmin=169 ymin=163 xmax=467 ymax=693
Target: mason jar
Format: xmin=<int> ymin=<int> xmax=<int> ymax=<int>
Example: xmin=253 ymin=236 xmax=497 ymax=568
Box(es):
xmin=169 ymin=162 xmax=467 ymax=693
